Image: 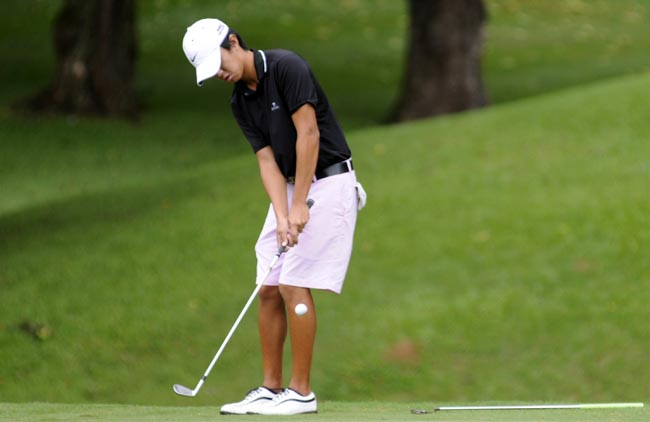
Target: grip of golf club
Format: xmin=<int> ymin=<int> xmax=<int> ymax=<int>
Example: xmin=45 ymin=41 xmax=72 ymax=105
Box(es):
xmin=277 ymin=199 xmax=315 ymax=255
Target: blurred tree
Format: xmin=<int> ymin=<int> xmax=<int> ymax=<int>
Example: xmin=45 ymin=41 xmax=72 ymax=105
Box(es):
xmin=392 ymin=0 xmax=488 ymax=121
xmin=21 ymin=0 xmax=138 ymax=119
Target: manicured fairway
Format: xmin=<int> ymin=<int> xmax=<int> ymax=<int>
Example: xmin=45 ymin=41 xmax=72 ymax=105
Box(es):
xmin=0 ymin=402 xmax=647 ymax=422
xmin=2 ymin=0 xmax=650 ymax=411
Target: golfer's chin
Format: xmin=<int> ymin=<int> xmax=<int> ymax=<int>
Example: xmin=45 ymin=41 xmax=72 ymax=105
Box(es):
xmin=217 ymin=73 xmax=238 ymax=84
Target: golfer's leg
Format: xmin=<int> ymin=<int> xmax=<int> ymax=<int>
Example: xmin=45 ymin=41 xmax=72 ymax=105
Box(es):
xmin=258 ymin=285 xmax=286 ymax=390
xmin=279 ymin=285 xmax=316 ymax=395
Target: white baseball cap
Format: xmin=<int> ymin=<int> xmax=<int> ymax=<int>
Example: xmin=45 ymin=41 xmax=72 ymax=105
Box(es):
xmin=182 ymin=18 xmax=230 ymax=86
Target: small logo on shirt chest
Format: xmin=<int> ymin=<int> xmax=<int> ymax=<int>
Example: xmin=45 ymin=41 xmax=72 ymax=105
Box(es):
xmin=271 ymin=101 xmax=281 ymax=111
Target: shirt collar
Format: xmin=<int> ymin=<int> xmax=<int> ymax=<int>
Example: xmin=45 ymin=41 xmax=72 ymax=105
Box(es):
xmin=235 ymin=50 xmax=267 ymax=96
xmin=255 ymin=50 xmax=268 ymax=80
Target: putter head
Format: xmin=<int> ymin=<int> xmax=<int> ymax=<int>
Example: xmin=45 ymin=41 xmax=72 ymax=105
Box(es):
xmin=173 ymin=384 xmax=196 ymax=397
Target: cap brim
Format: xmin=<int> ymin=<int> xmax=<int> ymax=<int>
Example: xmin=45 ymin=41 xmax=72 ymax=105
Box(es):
xmin=196 ymin=49 xmax=222 ymax=86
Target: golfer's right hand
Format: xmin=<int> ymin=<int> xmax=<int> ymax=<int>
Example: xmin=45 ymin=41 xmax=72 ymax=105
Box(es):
xmin=276 ymin=219 xmax=292 ymax=251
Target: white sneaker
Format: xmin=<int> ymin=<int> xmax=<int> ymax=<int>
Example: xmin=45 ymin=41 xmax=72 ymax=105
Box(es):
xmin=220 ymin=386 xmax=279 ymax=415
xmin=252 ymin=388 xmax=317 ymax=415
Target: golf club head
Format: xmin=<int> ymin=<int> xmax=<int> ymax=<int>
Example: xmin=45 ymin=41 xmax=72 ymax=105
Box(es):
xmin=173 ymin=384 xmax=196 ymax=397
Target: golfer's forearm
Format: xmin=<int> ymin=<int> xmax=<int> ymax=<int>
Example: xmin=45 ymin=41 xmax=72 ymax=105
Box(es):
xmin=290 ymin=104 xmax=319 ymax=208
xmin=292 ymin=131 xmax=319 ymax=208
xmin=257 ymin=148 xmax=288 ymax=219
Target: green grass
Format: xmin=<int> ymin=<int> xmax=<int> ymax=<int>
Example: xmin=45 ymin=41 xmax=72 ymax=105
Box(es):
xmin=1 ymin=0 xmax=650 ymax=409
xmin=2 ymin=1 xmax=650 ymax=128
xmin=484 ymin=0 xmax=650 ymax=103
xmin=0 ymin=402 xmax=648 ymax=422
xmin=1 ymin=72 xmax=649 ymax=404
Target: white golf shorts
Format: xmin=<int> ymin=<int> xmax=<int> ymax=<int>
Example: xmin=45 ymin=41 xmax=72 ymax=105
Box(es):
xmin=254 ymin=170 xmax=358 ymax=294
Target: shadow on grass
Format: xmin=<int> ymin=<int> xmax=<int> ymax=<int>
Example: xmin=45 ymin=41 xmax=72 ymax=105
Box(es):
xmin=0 ymin=176 xmax=210 ymax=252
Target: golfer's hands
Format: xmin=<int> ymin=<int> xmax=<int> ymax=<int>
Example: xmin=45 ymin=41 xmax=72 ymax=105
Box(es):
xmin=284 ymin=202 xmax=310 ymax=248
xmin=276 ymin=218 xmax=290 ymax=252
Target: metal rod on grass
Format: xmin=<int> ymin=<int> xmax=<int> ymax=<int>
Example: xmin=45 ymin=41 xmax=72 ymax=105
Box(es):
xmin=433 ymin=403 xmax=644 ymax=412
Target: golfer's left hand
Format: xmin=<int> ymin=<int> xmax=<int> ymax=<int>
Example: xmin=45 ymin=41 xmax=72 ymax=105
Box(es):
xmin=287 ymin=201 xmax=310 ymax=247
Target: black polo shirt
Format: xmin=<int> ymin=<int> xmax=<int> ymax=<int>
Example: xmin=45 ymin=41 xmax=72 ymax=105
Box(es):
xmin=230 ymin=49 xmax=351 ymax=179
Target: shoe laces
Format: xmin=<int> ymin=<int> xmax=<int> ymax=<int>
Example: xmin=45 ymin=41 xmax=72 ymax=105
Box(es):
xmin=271 ymin=388 xmax=293 ymax=403
xmin=245 ymin=387 xmax=266 ymax=400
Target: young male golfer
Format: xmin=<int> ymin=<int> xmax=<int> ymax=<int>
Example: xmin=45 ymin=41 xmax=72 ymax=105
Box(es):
xmin=182 ymin=18 xmax=364 ymax=415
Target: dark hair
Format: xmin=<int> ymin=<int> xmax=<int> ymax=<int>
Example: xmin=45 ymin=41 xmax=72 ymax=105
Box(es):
xmin=221 ymin=30 xmax=248 ymax=50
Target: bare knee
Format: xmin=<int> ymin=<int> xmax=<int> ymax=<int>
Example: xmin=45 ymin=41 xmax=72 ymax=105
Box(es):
xmin=258 ymin=285 xmax=282 ymax=304
xmin=278 ymin=285 xmax=311 ymax=307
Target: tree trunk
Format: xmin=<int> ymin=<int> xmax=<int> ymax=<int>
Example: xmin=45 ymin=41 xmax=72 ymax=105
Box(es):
xmin=391 ymin=0 xmax=488 ymax=122
xmin=21 ymin=0 xmax=138 ymax=119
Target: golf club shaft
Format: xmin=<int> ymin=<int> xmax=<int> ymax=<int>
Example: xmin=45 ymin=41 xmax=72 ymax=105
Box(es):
xmin=177 ymin=198 xmax=314 ymax=396
xmin=434 ymin=403 xmax=644 ymax=411
xmin=192 ymin=251 xmax=282 ymax=394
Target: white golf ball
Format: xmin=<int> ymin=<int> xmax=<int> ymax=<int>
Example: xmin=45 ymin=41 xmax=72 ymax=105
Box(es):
xmin=294 ymin=303 xmax=308 ymax=316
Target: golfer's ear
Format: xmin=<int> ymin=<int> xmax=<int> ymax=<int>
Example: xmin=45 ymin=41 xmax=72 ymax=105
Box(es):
xmin=228 ymin=34 xmax=239 ymax=48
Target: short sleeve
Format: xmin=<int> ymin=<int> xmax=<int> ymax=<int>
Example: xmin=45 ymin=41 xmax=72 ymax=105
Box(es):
xmin=275 ymin=54 xmax=318 ymax=114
